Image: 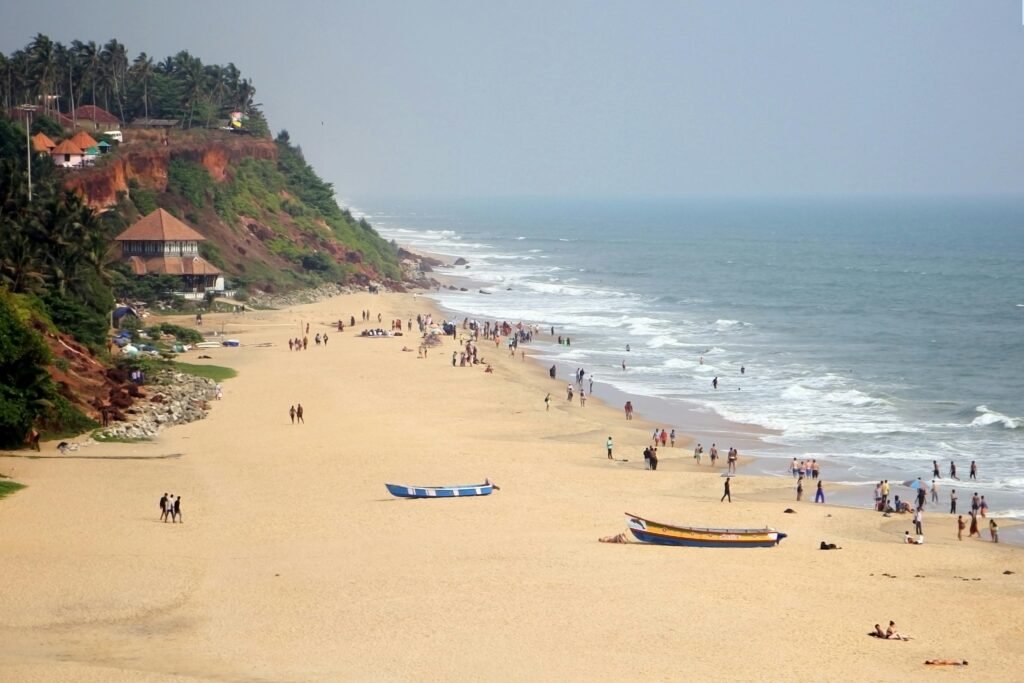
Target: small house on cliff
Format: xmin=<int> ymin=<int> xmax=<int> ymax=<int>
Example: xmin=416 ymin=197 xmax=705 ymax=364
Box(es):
xmin=115 ymin=209 xmax=224 ymax=294
xmin=74 ymin=105 xmax=121 ymax=133
xmin=50 ymin=139 xmax=85 ymax=168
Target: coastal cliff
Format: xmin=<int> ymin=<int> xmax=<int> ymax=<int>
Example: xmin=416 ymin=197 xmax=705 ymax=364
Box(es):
xmin=65 ymin=129 xmax=279 ymax=209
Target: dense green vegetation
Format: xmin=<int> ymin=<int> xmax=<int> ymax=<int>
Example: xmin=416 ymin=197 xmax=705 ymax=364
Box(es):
xmin=0 ymin=288 xmax=95 ymax=448
xmin=1 ymin=34 xmax=259 ymax=130
xmin=0 ymin=119 xmax=113 ymax=350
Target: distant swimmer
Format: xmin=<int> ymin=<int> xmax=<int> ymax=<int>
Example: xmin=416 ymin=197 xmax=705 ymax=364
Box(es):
xmin=740 ymin=365 xmax=745 ymax=375
xmin=712 ymin=376 xmax=718 ymax=390
xmin=622 ymin=359 xmax=627 ymax=371
xmin=700 ymin=356 xmax=704 ymax=365
xmin=626 ymin=344 xmax=631 ymax=352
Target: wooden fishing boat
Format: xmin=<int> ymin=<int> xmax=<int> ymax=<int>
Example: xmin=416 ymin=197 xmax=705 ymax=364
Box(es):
xmin=625 ymin=513 xmax=786 ymax=548
xmin=385 ymin=481 xmax=496 ymax=499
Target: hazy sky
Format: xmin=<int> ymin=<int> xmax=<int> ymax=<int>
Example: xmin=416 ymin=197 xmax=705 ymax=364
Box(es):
xmin=3 ymin=1 xmax=1024 ymax=200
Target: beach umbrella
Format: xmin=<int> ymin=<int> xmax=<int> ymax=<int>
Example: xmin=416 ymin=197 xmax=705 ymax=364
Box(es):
xmin=903 ymin=479 xmax=928 ymax=492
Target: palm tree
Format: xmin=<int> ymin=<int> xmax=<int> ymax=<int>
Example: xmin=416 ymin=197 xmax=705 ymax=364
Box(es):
xmin=173 ymin=52 xmax=205 ymax=128
xmin=72 ymin=40 xmax=101 ymax=113
xmin=103 ymin=39 xmax=128 ymax=121
xmin=0 ymin=54 xmax=11 ymax=111
xmin=29 ymin=34 xmax=57 ymax=115
xmin=130 ymin=52 xmax=154 ymax=119
xmin=204 ymin=64 xmax=228 ymax=127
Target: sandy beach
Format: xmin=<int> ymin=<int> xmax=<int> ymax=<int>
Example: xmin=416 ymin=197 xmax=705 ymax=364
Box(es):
xmin=1 ymin=291 xmax=1022 ymax=682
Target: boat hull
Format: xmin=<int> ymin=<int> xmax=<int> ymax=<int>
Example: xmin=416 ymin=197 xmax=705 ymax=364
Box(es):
xmin=386 ymin=482 xmax=493 ymax=499
xmin=625 ymin=513 xmax=786 ymax=548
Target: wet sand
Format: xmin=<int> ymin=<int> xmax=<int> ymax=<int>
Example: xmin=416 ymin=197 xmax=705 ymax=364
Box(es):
xmin=0 ymin=292 xmax=1021 ymax=681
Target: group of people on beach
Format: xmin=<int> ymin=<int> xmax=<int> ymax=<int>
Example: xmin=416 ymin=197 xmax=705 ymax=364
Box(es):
xmin=932 ymin=458 xmax=978 ymax=481
xmin=158 ymin=493 xmax=183 ymax=523
xmin=692 ymin=442 xmax=739 ymax=472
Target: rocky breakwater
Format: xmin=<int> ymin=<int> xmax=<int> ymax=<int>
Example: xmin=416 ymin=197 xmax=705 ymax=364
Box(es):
xmin=96 ymin=370 xmax=216 ymax=441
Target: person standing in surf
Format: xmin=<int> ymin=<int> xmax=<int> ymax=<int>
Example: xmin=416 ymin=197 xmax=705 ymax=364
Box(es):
xmin=969 ymin=461 xmax=978 ymax=480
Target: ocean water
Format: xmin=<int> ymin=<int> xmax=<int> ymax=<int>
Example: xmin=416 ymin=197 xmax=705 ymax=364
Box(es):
xmin=353 ymin=196 xmax=1024 ymax=517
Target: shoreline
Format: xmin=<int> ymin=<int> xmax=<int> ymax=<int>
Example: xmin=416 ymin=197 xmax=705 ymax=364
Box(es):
xmin=0 ymin=289 xmax=1021 ymax=681
xmin=413 ymin=248 xmax=1024 ymax=520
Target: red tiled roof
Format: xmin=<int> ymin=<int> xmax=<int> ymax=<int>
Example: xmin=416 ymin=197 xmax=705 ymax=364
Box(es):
xmin=32 ymin=132 xmax=56 ymax=151
xmin=115 ymin=209 xmax=207 ymax=242
xmin=75 ymin=105 xmax=120 ymax=125
xmin=68 ymin=130 xmax=99 ymax=150
xmin=51 ymin=139 xmax=84 ymax=155
xmin=127 ymin=255 xmax=221 ymax=276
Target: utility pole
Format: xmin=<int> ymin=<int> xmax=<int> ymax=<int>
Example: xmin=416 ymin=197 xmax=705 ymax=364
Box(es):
xmin=17 ymin=104 xmax=38 ymax=202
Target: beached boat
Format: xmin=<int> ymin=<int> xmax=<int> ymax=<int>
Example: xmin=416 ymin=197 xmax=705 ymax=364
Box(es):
xmin=385 ymin=481 xmax=495 ymax=499
xmin=625 ymin=513 xmax=786 ymax=548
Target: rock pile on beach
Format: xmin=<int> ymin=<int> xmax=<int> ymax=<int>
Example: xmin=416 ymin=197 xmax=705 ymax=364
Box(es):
xmin=248 ymin=283 xmax=360 ymax=309
xmin=94 ymin=370 xmax=216 ymax=441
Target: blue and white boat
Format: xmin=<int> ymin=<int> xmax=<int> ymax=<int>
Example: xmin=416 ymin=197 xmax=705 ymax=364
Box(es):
xmin=385 ymin=480 xmax=497 ymax=499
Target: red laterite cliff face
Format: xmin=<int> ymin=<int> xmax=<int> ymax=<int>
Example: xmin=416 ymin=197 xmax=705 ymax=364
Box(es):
xmin=66 ymin=129 xmax=278 ymax=209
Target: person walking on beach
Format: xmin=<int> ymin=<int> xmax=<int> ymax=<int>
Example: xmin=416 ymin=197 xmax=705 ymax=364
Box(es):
xmin=606 ymin=436 xmax=614 ymax=460
xmin=624 ymin=401 xmax=633 ymax=420
xmin=979 ymin=496 xmax=988 ymax=518
xmin=173 ymin=496 xmax=182 ymax=524
xmin=579 ymin=390 xmax=587 ymax=407
xmin=950 ymin=489 xmax=957 ymax=514
xmin=797 ymin=477 xmax=804 ymax=501
xmin=933 ymin=460 xmax=941 ymax=479
xmin=728 ymin=447 xmax=738 ymax=474
xmin=971 ymin=492 xmax=980 ymax=514
xmin=931 ymin=480 xmax=939 ymax=504
xmin=721 ymin=477 xmax=732 ymax=503
xmin=289 ymin=405 xmax=296 ymax=424
xmin=159 ymin=493 xmax=169 ymax=522
xmin=815 ymin=480 xmax=825 ymax=504
xmin=163 ymin=495 xmax=174 ymax=523
xmin=969 ymin=511 xmax=980 ymax=537
xmin=970 ymin=460 xmax=977 ymax=480
xmin=659 ymin=429 xmax=667 ymax=447
xmin=544 ymin=393 xmax=551 ymax=411
xmin=296 ymin=403 xmax=304 ymax=424
xmin=793 ymin=458 xmax=800 ymax=478
xmin=989 ymin=519 xmax=999 ymax=543
xmin=694 ymin=443 xmax=703 ymax=464
xmin=957 ymin=515 xmax=965 ymax=540
xmin=709 ymin=443 xmax=718 ymax=466
xmin=913 ymin=508 xmax=923 ymax=535
xmin=949 ymin=460 xmax=959 ymax=480
xmin=648 ymin=446 xmax=659 ymax=471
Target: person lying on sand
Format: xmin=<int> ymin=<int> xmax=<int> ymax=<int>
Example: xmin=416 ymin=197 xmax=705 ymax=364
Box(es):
xmin=925 ymin=660 xmax=968 ymax=666
xmin=599 ymin=532 xmax=630 ymax=544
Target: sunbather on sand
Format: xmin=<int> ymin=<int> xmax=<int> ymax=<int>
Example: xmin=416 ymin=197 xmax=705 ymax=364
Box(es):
xmin=886 ymin=621 xmax=910 ymax=640
xmin=925 ymin=660 xmax=968 ymax=666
